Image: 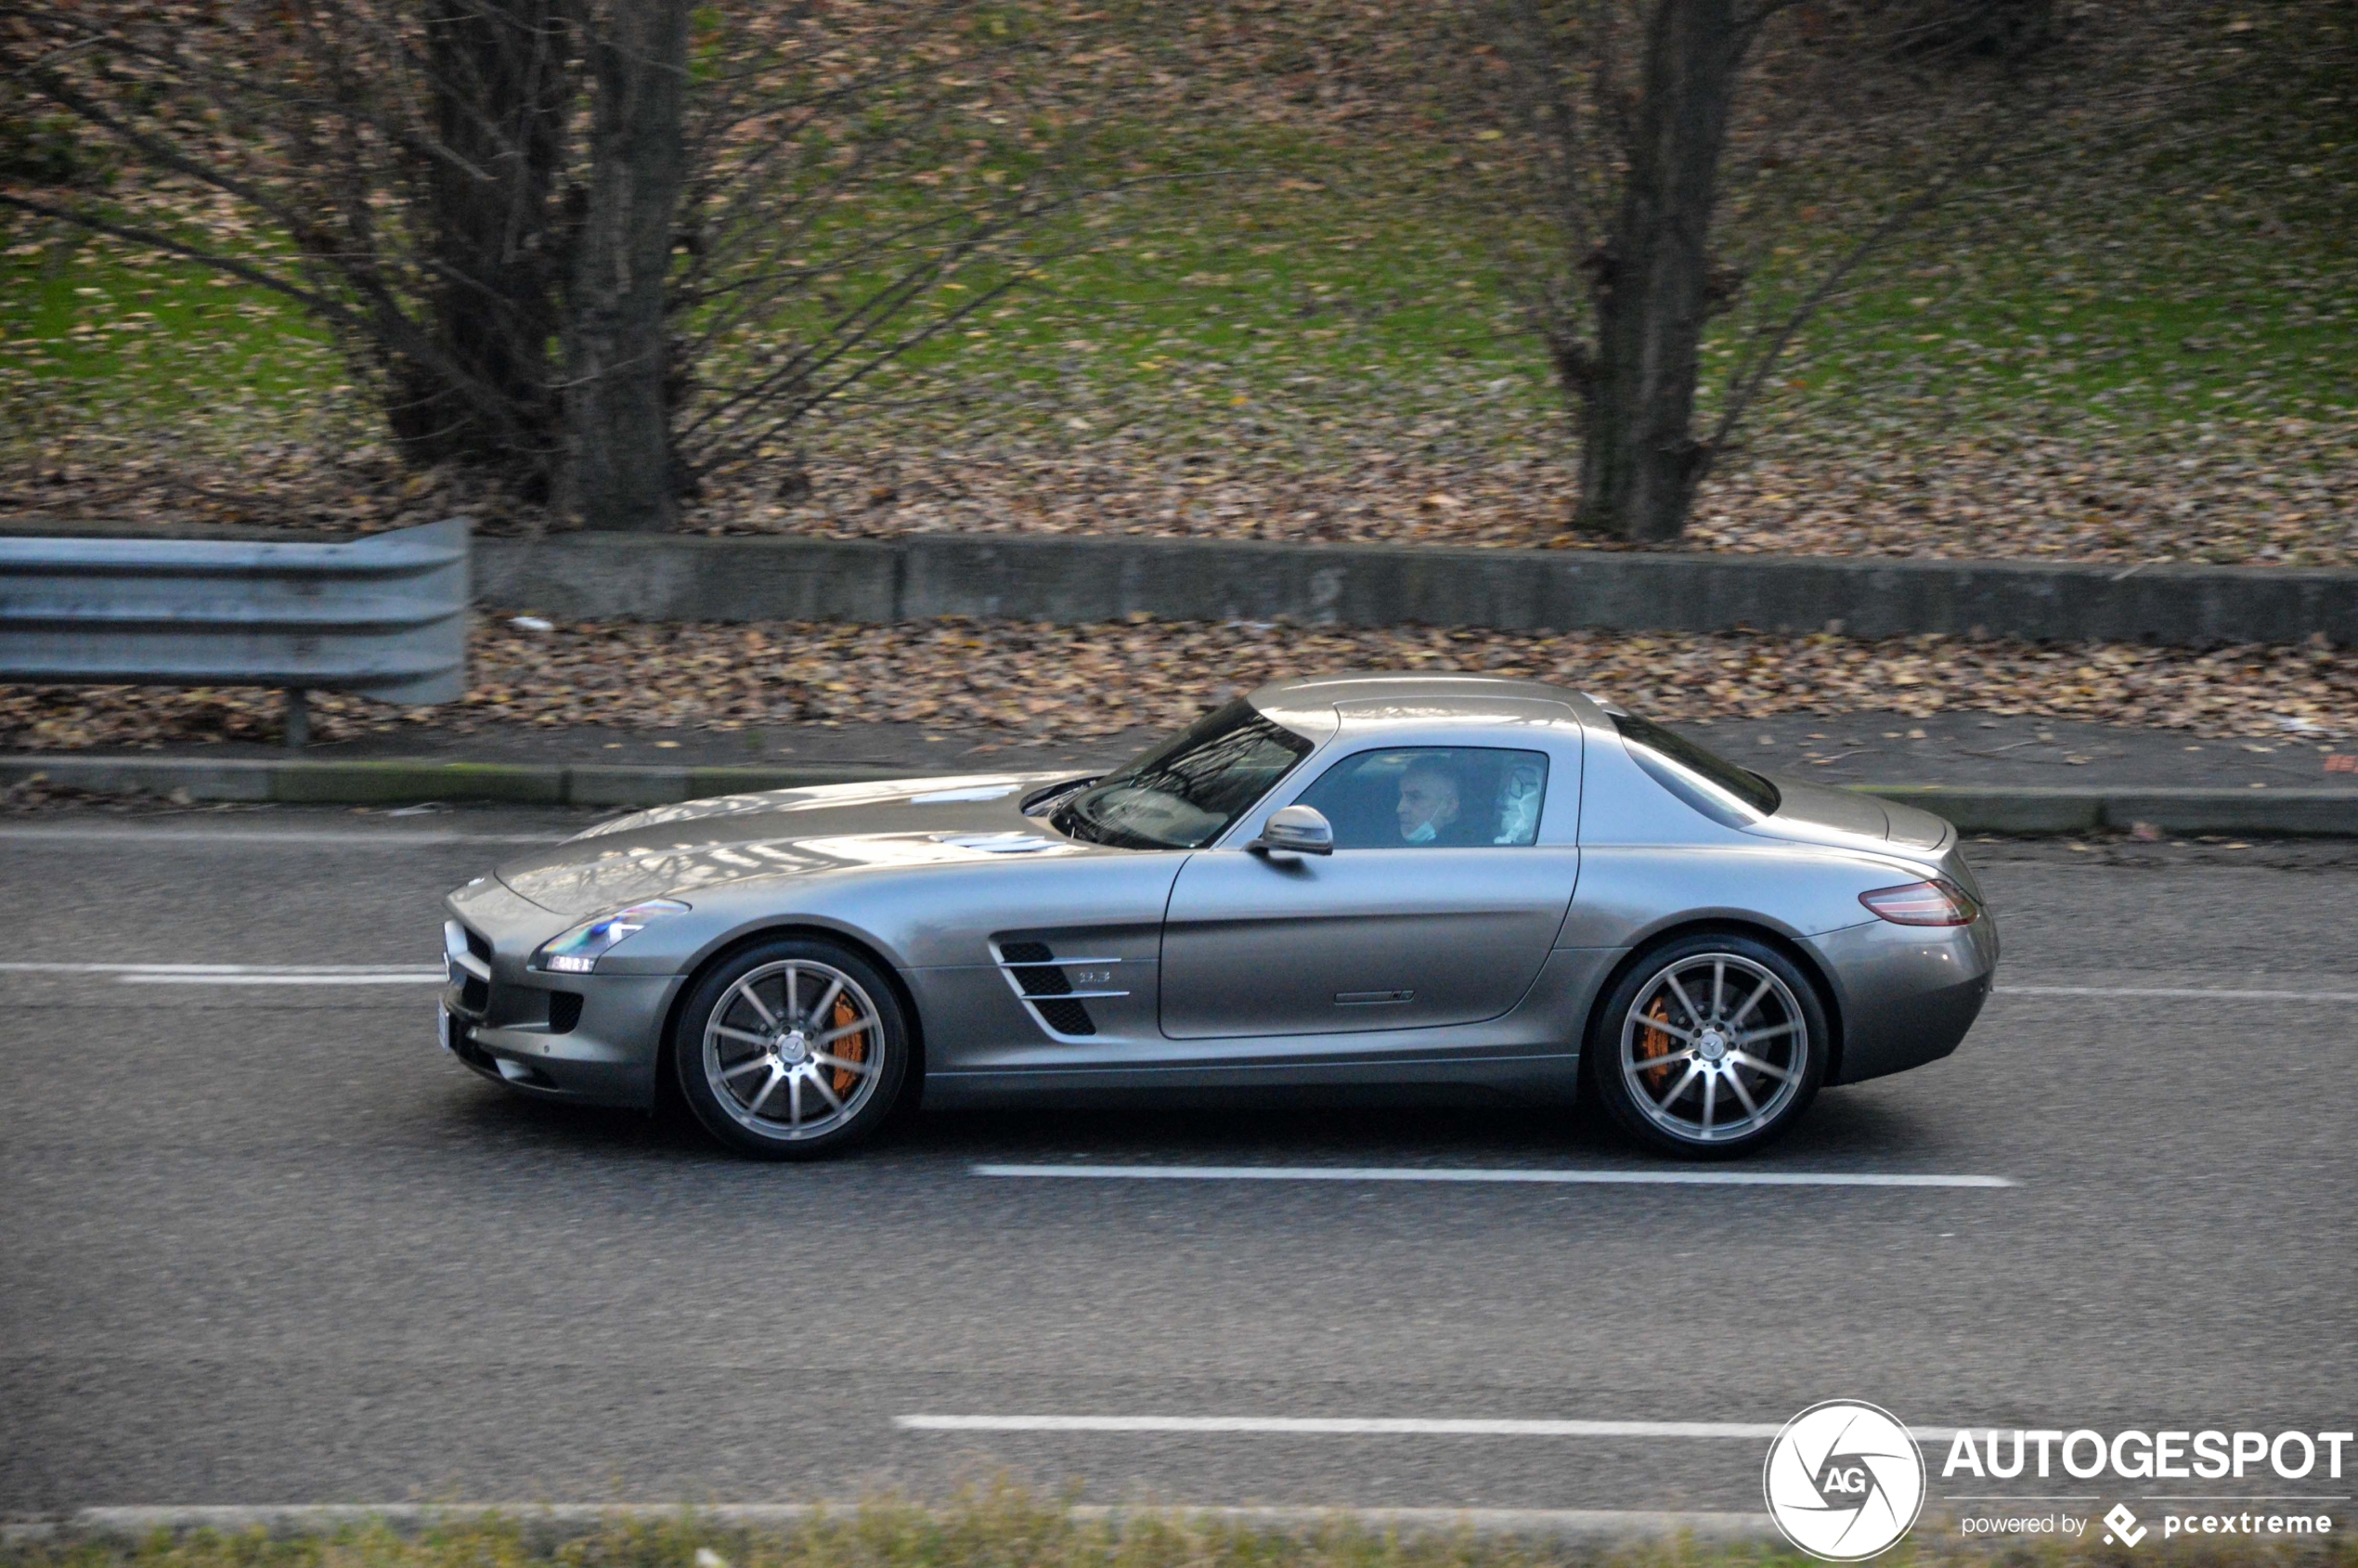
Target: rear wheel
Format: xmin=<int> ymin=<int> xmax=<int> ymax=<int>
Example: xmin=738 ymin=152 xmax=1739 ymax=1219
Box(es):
xmin=674 ymin=938 xmax=909 ymax=1160
xmin=1587 ymin=933 xmax=1827 ymax=1159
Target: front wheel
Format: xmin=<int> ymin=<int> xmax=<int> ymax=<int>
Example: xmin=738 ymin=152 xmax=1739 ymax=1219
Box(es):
xmin=674 ymin=939 xmax=910 ymax=1160
xmin=1587 ymin=933 xmax=1828 ymax=1159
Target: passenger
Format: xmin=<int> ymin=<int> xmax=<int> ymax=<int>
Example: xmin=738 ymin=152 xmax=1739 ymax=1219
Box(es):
xmin=1394 ymin=758 xmax=1466 ymax=845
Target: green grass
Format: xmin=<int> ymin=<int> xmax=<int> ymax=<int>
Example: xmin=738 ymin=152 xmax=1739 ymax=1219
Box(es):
xmin=0 ymin=233 xmax=341 ymax=430
xmin=1748 ymin=179 xmax=2358 ymax=441
xmin=5 ymin=1498 xmax=2352 ymax=1568
xmin=673 ymin=122 xmax=1555 ymax=477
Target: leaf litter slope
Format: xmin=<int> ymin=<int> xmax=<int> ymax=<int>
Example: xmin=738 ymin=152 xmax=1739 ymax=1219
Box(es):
xmin=2 ymin=2 xmax=2352 ymax=564
xmin=6 ymin=616 xmax=2358 ymax=754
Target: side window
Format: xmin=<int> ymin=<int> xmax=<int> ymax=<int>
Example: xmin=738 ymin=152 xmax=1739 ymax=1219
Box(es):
xmin=1292 ymin=747 xmax=1550 ymax=850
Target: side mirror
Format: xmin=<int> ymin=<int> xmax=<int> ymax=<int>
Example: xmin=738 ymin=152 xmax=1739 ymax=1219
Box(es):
xmin=1250 ymin=804 xmax=1334 ymax=858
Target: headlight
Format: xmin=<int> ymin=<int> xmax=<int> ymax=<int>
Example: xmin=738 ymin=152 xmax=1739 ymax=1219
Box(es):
xmin=533 ymin=900 xmax=689 ymax=973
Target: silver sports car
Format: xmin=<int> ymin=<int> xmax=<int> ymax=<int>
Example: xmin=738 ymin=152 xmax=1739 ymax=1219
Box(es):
xmin=441 ymin=673 xmax=1997 ymax=1159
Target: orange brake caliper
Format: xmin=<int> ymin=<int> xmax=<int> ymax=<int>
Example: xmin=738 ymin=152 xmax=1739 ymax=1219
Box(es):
xmin=1634 ymin=997 xmax=1677 ymax=1090
xmin=830 ymin=994 xmax=867 ymax=1095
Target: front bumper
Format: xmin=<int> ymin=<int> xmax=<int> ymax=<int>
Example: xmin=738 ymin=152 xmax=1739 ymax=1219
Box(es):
xmin=441 ymin=878 xmax=680 ymax=1110
xmin=1808 ymin=910 xmax=2000 ymax=1086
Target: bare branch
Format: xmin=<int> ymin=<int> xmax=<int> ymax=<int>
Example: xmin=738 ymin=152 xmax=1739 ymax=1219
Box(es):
xmin=1735 ymin=0 xmax=1812 ymax=38
xmin=0 ymin=192 xmax=364 ymax=330
xmin=1708 ymin=71 xmax=2061 ymax=446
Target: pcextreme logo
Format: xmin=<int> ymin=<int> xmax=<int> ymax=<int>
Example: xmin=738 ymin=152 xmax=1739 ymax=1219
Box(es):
xmin=2103 ymin=1504 xmax=2149 ymax=1547
xmin=1763 ymin=1400 xmax=1928 ymax=1562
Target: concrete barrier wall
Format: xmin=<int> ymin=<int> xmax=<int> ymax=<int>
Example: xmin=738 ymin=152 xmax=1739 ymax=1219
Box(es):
xmin=473 ymin=531 xmax=2358 ymax=647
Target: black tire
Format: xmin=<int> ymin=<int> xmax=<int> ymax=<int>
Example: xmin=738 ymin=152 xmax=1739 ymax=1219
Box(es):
xmin=672 ymin=937 xmax=911 ymax=1160
xmin=1586 ymin=931 xmax=1829 ymax=1160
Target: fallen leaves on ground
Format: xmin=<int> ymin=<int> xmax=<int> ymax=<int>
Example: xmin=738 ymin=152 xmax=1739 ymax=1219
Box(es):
xmin=681 ymin=410 xmax=2358 ymax=568
xmin=12 ymin=404 xmax=2350 ymax=570
xmin=5 ymin=615 xmax=2354 ymax=752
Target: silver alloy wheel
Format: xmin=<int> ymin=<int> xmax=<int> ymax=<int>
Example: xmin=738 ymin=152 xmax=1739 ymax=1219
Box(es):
xmin=1618 ymin=952 xmax=1807 ymax=1146
xmin=702 ymin=959 xmax=886 ymax=1141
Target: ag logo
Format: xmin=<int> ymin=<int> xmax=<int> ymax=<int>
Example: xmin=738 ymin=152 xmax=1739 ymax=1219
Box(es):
xmin=1763 ymin=1400 xmax=1927 ymax=1561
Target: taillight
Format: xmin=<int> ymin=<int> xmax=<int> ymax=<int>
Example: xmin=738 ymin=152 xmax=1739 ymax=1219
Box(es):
xmin=1859 ymin=878 xmax=1980 ymax=927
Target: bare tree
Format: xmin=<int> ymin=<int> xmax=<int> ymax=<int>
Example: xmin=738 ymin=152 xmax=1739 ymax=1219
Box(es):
xmin=3 ymin=2 xmax=585 ymax=489
xmin=1 ymin=2 xmax=1086 ymax=530
xmin=1483 ymin=0 xmax=2047 ymax=542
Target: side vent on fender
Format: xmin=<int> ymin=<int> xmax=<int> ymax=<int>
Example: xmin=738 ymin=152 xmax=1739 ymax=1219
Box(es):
xmin=1031 ymin=998 xmax=1097 ymax=1036
xmin=991 ymin=938 xmax=1129 ymax=1040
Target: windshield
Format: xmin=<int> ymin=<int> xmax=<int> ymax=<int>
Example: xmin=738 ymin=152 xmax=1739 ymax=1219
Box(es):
xmin=1611 ymin=711 xmax=1781 ymax=819
xmin=1053 ymin=698 xmax=1315 ymax=849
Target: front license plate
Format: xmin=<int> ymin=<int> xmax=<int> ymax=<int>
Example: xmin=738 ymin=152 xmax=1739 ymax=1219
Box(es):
xmin=438 ymin=1004 xmax=455 ymax=1054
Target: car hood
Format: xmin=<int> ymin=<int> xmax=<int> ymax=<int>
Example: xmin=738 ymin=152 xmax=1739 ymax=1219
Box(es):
xmin=1744 ymin=776 xmax=1952 ymax=857
xmin=496 ymin=771 xmax=1089 ymax=915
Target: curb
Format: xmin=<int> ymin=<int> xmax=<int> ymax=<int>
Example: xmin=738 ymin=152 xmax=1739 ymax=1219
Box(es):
xmin=6 ymin=755 xmax=2357 ymax=836
xmin=0 ymin=755 xmax=908 ymax=808
xmin=0 ymin=1503 xmax=1777 ymax=1548
xmin=1864 ymin=784 xmax=2358 ymax=836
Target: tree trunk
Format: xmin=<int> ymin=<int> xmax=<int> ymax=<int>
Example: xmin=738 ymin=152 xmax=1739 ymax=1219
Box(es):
xmin=383 ymin=1 xmax=574 ymax=483
xmin=565 ymin=0 xmax=691 ymax=531
xmin=1574 ymin=0 xmax=1743 ymax=543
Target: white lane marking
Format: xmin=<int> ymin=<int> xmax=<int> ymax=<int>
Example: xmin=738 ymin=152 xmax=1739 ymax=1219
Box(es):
xmin=2000 ymin=985 xmax=2358 ymax=1002
xmin=117 ymin=973 xmax=444 ymax=986
xmin=33 ymin=972 xmax=2322 ymax=1004
xmin=897 ymin=1415 xmax=1963 ymax=1440
xmin=0 ymin=962 xmax=445 ymax=986
xmin=0 ymin=827 xmax=561 ymax=846
xmin=0 ymin=962 xmax=434 ymax=974
xmin=971 ymin=1164 xmax=2014 ymax=1188
xmin=31 ymin=968 xmax=2337 ymax=1003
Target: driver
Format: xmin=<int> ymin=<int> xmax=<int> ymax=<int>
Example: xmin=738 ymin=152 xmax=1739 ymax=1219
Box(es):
xmin=1394 ymin=758 xmax=1465 ymax=845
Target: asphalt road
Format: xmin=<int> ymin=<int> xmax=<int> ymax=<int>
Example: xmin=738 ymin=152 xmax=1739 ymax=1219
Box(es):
xmin=3 ymin=811 xmax=2352 ymax=1519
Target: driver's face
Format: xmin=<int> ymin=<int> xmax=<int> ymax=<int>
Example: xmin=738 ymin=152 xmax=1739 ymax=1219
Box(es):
xmin=1396 ymin=770 xmax=1461 ymax=840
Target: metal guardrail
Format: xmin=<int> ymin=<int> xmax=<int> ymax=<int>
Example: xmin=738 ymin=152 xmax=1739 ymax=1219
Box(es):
xmin=0 ymin=517 xmax=469 ymax=746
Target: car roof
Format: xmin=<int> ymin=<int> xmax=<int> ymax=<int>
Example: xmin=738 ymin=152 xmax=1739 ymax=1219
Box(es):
xmin=1247 ymin=671 xmax=1599 ymax=737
